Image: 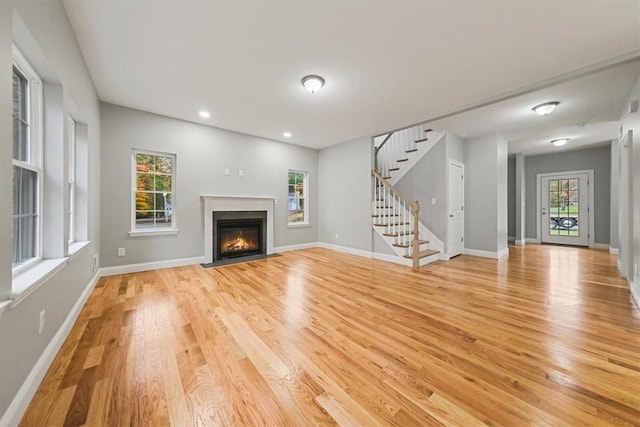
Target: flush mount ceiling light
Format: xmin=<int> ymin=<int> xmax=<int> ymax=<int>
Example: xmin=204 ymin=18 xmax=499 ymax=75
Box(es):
xmin=198 ymin=110 xmax=210 ymax=118
xmin=301 ymin=75 xmax=325 ymax=94
xmin=551 ymin=138 xmax=569 ymax=147
xmin=532 ymin=102 xmax=559 ymax=116
xmin=283 ymin=131 xmax=292 ymax=138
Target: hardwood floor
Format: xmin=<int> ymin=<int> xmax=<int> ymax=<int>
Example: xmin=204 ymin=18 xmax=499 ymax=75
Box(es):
xmin=21 ymin=245 xmax=640 ymax=426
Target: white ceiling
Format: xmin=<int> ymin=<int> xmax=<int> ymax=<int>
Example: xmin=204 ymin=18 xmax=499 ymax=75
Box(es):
xmin=63 ymin=1 xmax=640 ymax=150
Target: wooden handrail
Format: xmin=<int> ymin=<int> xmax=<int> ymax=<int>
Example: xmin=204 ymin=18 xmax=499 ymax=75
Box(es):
xmin=372 ymin=169 xmax=418 ymax=210
xmin=374 ymin=132 xmax=393 ymax=155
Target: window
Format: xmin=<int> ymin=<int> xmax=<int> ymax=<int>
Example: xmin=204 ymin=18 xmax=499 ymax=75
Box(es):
xmin=131 ymin=150 xmax=177 ymax=234
xmin=12 ymin=46 xmax=42 ymax=270
xmin=67 ymin=116 xmax=76 ymax=244
xmin=288 ymin=170 xmax=308 ymax=225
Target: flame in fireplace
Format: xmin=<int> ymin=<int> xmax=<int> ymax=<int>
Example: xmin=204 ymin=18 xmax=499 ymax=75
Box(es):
xmin=222 ymin=231 xmax=258 ymax=252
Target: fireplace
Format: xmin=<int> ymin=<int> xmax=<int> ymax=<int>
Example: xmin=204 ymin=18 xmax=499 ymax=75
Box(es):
xmin=213 ymin=211 xmax=267 ymax=262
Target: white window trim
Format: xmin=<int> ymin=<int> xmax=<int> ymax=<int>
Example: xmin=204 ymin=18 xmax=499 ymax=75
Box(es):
xmin=288 ymin=169 xmax=310 ymax=227
xmin=130 ymin=149 xmax=178 ymax=236
xmin=12 ymin=44 xmax=43 ymax=274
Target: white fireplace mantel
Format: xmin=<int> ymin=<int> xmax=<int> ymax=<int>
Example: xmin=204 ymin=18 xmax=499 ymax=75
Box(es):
xmin=201 ymin=195 xmax=275 ymax=264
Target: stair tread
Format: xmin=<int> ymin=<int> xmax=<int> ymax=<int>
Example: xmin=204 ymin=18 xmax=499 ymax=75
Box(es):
xmin=374 ymin=222 xmax=409 ymax=227
xmin=392 ymin=239 xmax=429 ymax=248
xmin=389 ymin=167 xmax=400 ymax=171
xmin=371 ymin=214 xmax=399 ymax=217
xmin=405 ymin=148 xmax=418 ymax=153
xmin=383 ymin=231 xmax=414 ymax=237
xmin=415 ymin=137 xmax=429 ymax=143
xmin=397 ymin=159 xmax=409 ymax=162
xmin=403 ymin=249 xmax=440 ymax=259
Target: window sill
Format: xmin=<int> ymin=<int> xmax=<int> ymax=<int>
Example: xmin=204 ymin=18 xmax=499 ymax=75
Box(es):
xmin=288 ymin=222 xmax=310 ymax=228
xmin=128 ymin=228 xmax=179 ymax=237
xmin=68 ymin=241 xmax=90 ymax=259
xmin=10 ymin=258 xmax=68 ymax=308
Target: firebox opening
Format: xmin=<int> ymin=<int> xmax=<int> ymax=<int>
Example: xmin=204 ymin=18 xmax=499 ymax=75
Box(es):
xmin=213 ymin=211 xmax=267 ymax=262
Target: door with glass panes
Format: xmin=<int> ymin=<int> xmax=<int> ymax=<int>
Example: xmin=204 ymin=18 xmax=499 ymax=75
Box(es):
xmin=541 ymin=173 xmax=589 ymax=246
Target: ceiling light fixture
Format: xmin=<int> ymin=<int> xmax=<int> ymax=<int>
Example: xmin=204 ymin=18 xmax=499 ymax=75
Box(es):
xmin=283 ymin=132 xmax=292 ymax=138
xmin=532 ymin=102 xmax=559 ymax=116
xmin=199 ymin=110 xmax=210 ymax=118
xmin=551 ymin=138 xmax=569 ymax=147
xmin=301 ymin=75 xmax=325 ymax=94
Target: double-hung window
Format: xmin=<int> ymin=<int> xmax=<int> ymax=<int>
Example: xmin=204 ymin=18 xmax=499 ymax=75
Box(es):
xmin=12 ymin=46 xmax=42 ymax=270
xmin=131 ymin=150 xmax=177 ymax=235
xmin=288 ymin=170 xmax=308 ymax=225
xmin=67 ymin=116 xmax=76 ymax=244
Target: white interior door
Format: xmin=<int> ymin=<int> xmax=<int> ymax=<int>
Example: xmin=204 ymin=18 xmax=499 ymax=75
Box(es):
xmin=448 ymin=161 xmax=464 ymax=257
xmin=541 ymin=173 xmax=589 ymax=246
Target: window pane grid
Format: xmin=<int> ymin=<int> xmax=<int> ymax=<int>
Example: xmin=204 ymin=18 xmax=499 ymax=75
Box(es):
xmin=288 ymin=171 xmax=307 ymax=224
xmin=134 ymin=152 xmax=174 ymax=230
xmin=548 ymin=178 xmax=579 ymax=237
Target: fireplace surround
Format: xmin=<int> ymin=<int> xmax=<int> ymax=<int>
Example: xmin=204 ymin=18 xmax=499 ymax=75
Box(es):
xmin=201 ymin=195 xmax=275 ymax=264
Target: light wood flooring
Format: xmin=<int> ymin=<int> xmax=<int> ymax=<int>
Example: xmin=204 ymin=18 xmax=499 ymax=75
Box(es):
xmin=21 ymin=245 xmax=640 ymax=426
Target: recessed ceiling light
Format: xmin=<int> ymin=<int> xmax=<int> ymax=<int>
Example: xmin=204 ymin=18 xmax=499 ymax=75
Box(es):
xmin=532 ymin=102 xmax=559 ymax=116
xmin=199 ymin=110 xmax=210 ymax=118
xmin=551 ymin=138 xmax=569 ymax=147
xmin=283 ymin=132 xmax=292 ymax=138
xmin=301 ymin=75 xmax=325 ymax=94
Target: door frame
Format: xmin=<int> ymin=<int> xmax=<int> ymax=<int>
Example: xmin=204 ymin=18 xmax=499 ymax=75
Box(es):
xmin=447 ymin=159 xmax=464 ymax=258
xmin=536 ymin=169 xmax=594 ymax=247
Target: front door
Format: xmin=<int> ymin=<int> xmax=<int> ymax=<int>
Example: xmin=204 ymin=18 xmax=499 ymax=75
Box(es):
xmin=541 ymin=173 xmax=589 ymax=246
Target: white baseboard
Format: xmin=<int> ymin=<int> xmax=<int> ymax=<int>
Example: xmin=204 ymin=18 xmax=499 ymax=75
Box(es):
xmin=100 ymin=256 xmax=206 ymax=276
xmin=525 ymin=238 xmax=540 ymax=244
xmin=372 ymin=251 xmax=411 ymax=266
xmin=317 ymin=242 xmax=373 ymax=259
xmin=514 ymin=240 xmax=525 ymax=246
xmin=463 ymin=248 xmax=508 ymax=259
xmin=508 ymin=236 xmax=515 ymax=242
xmin=592 ymin=243 xmax=610 ymax=250
xmin=630 ymin=280 xmax=640 ymax=311
xmin=0 ymin=271 xmax=101 ymax=427
xmin=610 ymin=247 xmax=620 ymax=255
xmin=618 ymin=259 xmax=623 ymax=274
xmin=273 ymin=242 xmax=319 ymax=253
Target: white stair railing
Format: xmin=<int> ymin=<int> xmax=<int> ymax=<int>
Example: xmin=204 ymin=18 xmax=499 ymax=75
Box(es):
xmin=372 ymin=169 xmax=420 ymax=269
xmin=374 ymin=123 xmax=432 ymax=178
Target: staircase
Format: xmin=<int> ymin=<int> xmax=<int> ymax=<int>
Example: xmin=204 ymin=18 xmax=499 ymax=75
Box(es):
xmin=372 ymin=124 xmax=445 ymax=269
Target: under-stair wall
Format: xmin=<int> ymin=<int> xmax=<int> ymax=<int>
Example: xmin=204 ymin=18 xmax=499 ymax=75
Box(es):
xmin=395 ymin=131 xmax=464 ymax=257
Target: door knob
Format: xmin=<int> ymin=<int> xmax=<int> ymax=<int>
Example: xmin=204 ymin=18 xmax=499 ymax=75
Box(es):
xmin=450 ymin=214 xmax=454 ymax=218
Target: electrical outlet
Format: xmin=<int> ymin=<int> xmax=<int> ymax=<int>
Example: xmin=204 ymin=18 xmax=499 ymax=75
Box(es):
xmin=335 ymin=233 xmax=339 ymax=240
xmin=118 ymin=247 xmax=126 ymax=257
xmin=224 ymin=168 xmax=230 ymax=176
xmin=274 ymin=197 xmax=278 ymax=205
xmin=238 ymin=169 xmax=244 ymax=177
xmin=432 ymin=198 xmax=437 ymax=205
xmin=39 ymin=310 xmax=45 ymax=334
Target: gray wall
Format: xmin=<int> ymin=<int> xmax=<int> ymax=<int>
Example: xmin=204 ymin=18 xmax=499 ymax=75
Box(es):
xmin=508 ymin=156 xmax=516 ymax=238
xmin=464 ymin=134 xmax=509 ymax=253
xmin=396 ymin=139 xmax=447 ymax=244
xmin=318 ymin=136 xmax=373 ymax=252
xmin=1 ymin=0 xmax=101 ymax=419
xmin=100 ymin=103 xmax=319 ymax=267
xmin=524 ymin=145 xmax=611 ymax=244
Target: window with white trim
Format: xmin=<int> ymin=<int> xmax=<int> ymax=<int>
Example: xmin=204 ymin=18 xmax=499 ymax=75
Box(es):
xmin=67 ymin=116 xmax=76 ymax=244
xmin=132 ymin=150 xmax=176 ymax=233
xmin=12 ymin=46 xmax=42 ymax=270
xmin=288 ymin=170 xmax=308 ymax=225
